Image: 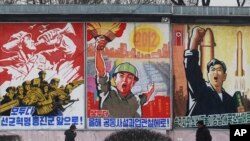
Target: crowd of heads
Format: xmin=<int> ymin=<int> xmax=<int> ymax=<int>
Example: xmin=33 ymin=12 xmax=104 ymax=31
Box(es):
xmin=104 ymin=128 xmax=172 ymax=141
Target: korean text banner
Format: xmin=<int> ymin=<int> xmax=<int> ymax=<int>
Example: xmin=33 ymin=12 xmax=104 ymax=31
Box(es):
xmin=173 ymin=24 xmax=250 ymax=128
xmin=0 ymin=23 xmax=85 ymax=130
xmin=87 ymin=22 xmax=171 ymax=129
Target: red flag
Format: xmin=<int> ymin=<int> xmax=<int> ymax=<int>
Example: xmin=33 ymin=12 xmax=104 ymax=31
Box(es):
xmin=174 ymin=30 xmax=183 ymax=46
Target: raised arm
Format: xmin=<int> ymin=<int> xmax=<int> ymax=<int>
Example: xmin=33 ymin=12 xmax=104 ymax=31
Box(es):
xmin=95 ymin=36 xmax=108 ymax=77
xmin=184 ymin=27 xmax=206 ymax=98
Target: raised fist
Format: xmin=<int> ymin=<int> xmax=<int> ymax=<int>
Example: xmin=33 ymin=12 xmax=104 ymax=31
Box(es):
xmin=189 ymin=27 xmax=206 ymax=50
xmin=96 ymin=36 xmax=108 ymax=50
xmin=191 ymin=26 xmax=206 ymax=43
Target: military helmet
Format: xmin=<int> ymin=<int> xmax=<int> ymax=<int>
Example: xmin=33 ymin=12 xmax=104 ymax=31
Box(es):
xmin=50 ymin=78 xmax=60 ymax=83
xmin=38 ymin=70 xmax=46 ymax=75
xmin=22 ymin=80 xmax=31 ymax=86
xmin=3 ymin=31 xmax=32 ymax=51
xmin=6 ymin=86 xmax=16 ymax=92
xmin=17 ymin=85 xmax=23 ymax=90
xmin=112 ymin=62 xmax=139 ymax=81
xmin=31 ymin=78 xmax=41 ymax=87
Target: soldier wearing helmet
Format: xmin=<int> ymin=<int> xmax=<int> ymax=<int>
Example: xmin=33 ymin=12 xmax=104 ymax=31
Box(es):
xmin=49 ymin=78 xmax=60 ymax=90
xmin=95 ymin=37 xmax=154 ymax=118
xmin=112 ymin=62 xmax=139 ymax=97
xmin=0 ymin=24 xmax=77 ymax=81
xmin=2 ymin=31 xmax=35 ymax=52
xmin=38 ymin=70 xmax=46 ymax=78
xmin=31 ymin=70 xmax=48 ymax=89
xmin=0 ymin=30 xmax=50 ymax=81
xmin=2 ymin=86 xmax=16 ymax=104
xmin=0 ymin=86 xmax=16 ymax=115
xmin=0 ymin=31 xmax=37 ymax=67
xmin=22 ymin=80 xmax=31 ymax=95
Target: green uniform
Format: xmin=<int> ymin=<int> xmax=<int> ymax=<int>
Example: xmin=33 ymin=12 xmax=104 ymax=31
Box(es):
xmin=97 ymin=74 xmax=147 ymax=118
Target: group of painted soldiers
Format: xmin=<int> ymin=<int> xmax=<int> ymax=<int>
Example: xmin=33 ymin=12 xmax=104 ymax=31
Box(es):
xmin=0 ymin=71 xmax=83 ymax=116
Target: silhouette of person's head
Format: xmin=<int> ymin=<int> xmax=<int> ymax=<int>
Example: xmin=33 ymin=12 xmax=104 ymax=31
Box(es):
xmin=196 ymin=120 xmax=205 ymax=128
xmin=104 ymin=128 xmax=172 ymax=141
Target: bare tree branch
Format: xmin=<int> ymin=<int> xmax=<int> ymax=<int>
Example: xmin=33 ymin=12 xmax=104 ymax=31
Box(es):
xmin=237 ymin=0 xmax=246 ymax=6
xmin=171 ymin=0 xmax=185 ymax=5
xmin=201 ymin=0 xmax=210 ymax=6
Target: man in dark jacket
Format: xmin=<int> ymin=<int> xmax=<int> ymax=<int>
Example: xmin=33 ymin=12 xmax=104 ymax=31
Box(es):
xmin=185 ymin=27 xmax=237 ymax=116
xmin=64 ymin=124 xmax=77 ymax=141
xmin=196 ymin=120 xmax=212 ymax=141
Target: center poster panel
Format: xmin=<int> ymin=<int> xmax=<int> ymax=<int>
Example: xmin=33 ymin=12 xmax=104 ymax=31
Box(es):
xmin=86 ymin=22 xmax=171 ymax=129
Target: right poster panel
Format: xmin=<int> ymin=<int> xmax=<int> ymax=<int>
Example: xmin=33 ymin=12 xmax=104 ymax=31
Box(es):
xmin=173 ymin=24 xmax=250 ymax=128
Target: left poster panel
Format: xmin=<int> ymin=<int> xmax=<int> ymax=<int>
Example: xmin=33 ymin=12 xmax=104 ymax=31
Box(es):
xmin=0 ymin=23 xmax=85 ymax=130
